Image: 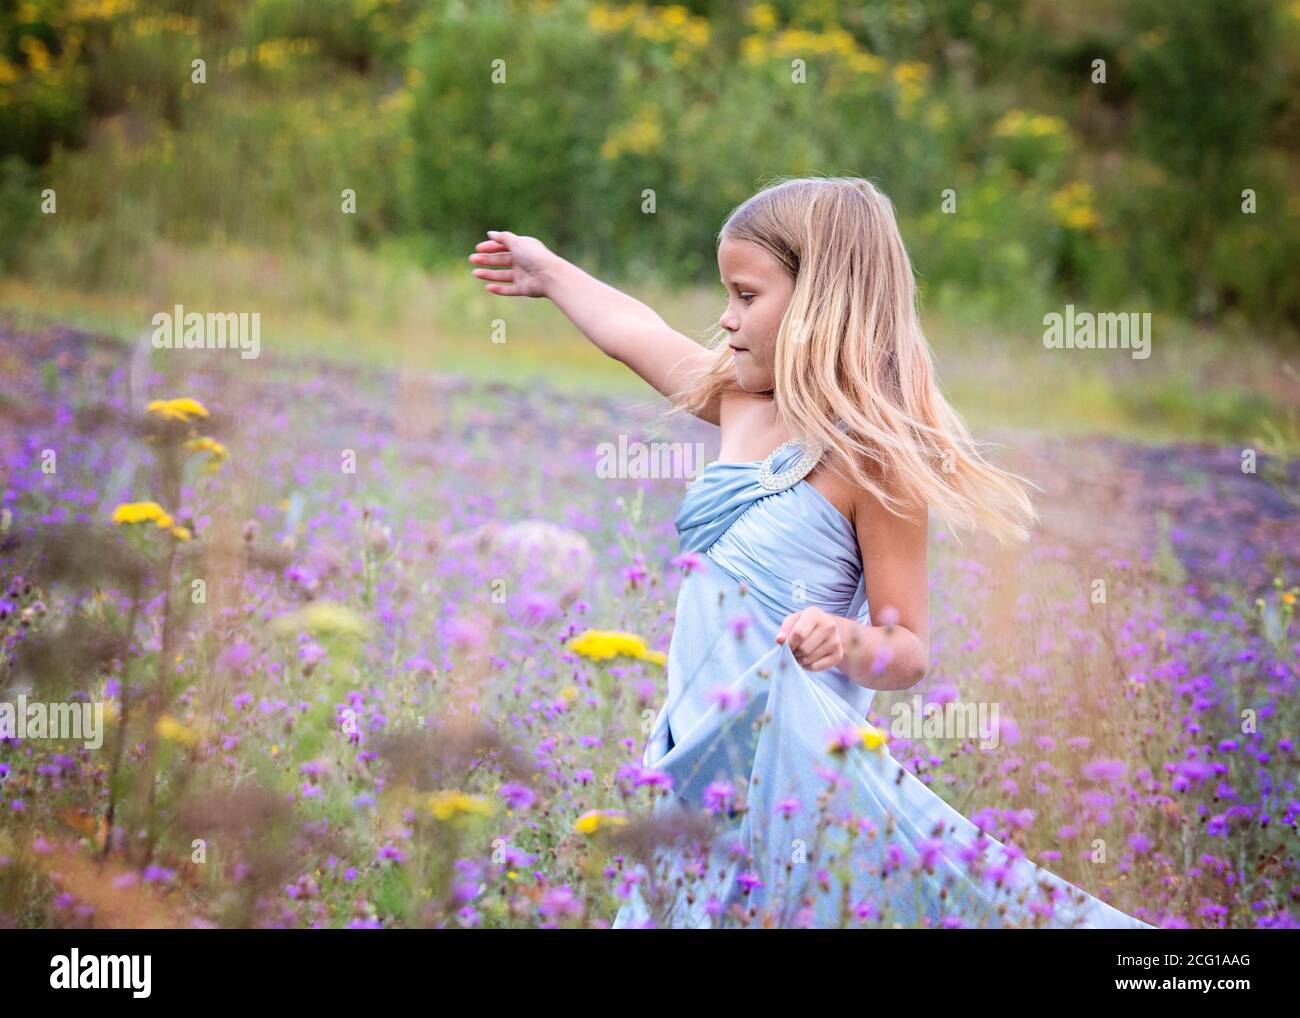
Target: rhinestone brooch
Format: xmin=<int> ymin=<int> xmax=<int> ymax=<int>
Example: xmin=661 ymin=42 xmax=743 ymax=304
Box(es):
xmin=756 ymin=438 xmax=827 ymax=491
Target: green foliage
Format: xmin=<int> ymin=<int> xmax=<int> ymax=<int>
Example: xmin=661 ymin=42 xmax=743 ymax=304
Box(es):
xmin=1121 ymin=0 xmax=1293 ymax=324
xmin=0 ymin=155 xmax=40 ymax=272
xmin=0 ymin=1 xmax=89 ymax=165
xmin=407 ymin=0 xmax=620 ymax=268
xmin=0 ymin=0 xmax=1297 ymax=338
xmin=241 ymin=0 xmax=422 ymax=73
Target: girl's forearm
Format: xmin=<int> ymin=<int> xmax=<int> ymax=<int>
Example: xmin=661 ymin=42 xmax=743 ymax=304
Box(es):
xmin=542 ymin=255 xmax=674 ymax=364
xmin=832 ymin=615 xmax=928 ymax=691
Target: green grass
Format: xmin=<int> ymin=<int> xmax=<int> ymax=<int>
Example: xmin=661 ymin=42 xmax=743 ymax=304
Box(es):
xmin=2 ymin=235 xmax=1293 ymax=445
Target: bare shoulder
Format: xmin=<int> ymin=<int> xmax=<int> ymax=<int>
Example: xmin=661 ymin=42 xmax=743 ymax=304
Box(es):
xmin=849 ymin=458 xmax=929 ymax=585
xmin=849 ymin=458 xmax=928 ymax=533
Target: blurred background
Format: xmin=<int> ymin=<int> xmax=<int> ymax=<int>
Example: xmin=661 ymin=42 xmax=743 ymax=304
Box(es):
xmin=1 ymin=0 xmax=1298 ymax=442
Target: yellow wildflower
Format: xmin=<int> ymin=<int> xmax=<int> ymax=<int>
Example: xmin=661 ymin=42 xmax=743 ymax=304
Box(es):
xmin=567 ymin=629 xmax=666 ymax=667
xmin=573 ymin=809 xmax=629 ymax=835
xmin=892 ymin=61 xmax=930 ymax=87
xmin=1029 ymin=114 xmax=1065 ymax=137
xmin=185 ymin=435 xmax=228 ymax=458
xmin=146 ymin=397 xmax=209 ymax=422
xmin=829 ymin=722 xmax=890 ymax=755
xmin=589 ymin=3 xmax=638 ymax=33
xmin=111 ymin=501 xmax=191 ymax=539
xmin=1050 ymin=181 xmax=1099 ymax=231
xmin=156 ymin=714 xmax=200 ymax=747
xmin=849 ymin=50 xmax=885 ymax=75
xmin=749 ymin=3 xmax=777 ymax=31
xmin=993 ymin=109 xmax=1025 ymax=136
xmin=682 ymin=19 xmax=709 ymax=46
xmin=111 ymin=501 xmax=174 ymax=529
xmin=661 ymin=5 xmax=687 ymax=27
xmin=559 ymin=685 xmax=580 ymax=702
xmin=893 ymin=61 xmax=930 ymax=108
xmin=860 ymin=723 xmax=889 ymax=751
xmin=20 ymin=35 xmax=49 ymax=73
xmin=428 ymin=789 xmax=494 ymax=822
xmin=272 ymin=601 xmax=370 ymax=640
xmin=600 ymin=104 xmax=664 ymax=161
xmin=993 ymin=109 xmax=1065 ymax=140
xmin=185 ymin=435 xmax=229 ymax=473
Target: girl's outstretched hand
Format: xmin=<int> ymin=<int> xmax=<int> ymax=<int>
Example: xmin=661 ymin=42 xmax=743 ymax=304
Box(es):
xmin=468 ymin=230 xmax=557 ymax=298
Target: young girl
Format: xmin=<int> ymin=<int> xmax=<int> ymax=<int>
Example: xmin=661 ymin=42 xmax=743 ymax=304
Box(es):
xmin=469 ymin=176 xmax=1154 ymax=929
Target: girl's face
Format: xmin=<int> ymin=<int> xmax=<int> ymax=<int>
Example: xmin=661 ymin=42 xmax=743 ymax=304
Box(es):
xmin=717 ymin=235 xmax=795 ymax=394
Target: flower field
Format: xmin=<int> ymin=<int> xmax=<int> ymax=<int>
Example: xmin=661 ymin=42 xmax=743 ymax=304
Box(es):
xmin=0 ymin=321 xmax=1296 ymax=928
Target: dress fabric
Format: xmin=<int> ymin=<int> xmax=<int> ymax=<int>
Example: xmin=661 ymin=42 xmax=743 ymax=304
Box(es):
xmin=612 ymin=439 xmax=1155 ymax=929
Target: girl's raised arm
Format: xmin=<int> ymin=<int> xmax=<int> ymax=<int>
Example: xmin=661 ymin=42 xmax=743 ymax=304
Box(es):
xmin=469 ymin=230 xmax=720 ymax=424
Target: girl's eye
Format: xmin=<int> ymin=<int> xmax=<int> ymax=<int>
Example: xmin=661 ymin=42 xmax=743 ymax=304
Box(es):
xmin=739 ymin=292 xmax=755 ymax=303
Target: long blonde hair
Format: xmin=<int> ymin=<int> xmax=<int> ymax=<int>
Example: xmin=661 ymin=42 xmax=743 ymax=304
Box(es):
xmin=671 ymin=175 xmax=1038 ymax=545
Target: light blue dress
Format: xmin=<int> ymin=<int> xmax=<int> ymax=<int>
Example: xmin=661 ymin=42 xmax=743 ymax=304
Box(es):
xmin=612 ymin=437 xmax=1155 ymax=929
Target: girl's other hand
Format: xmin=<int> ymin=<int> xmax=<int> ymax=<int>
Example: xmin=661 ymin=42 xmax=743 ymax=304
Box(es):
xmin=775 ymin=605 xmax=845 ymax=671
xmin=468 ymin=230 xmax=557 ymax=298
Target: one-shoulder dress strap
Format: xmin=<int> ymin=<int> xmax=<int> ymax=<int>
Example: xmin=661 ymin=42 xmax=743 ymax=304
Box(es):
xmin=756 ymin=438 xmax=823 ymax=491
xmin=756 ymin=417 xmax=851 ymax=492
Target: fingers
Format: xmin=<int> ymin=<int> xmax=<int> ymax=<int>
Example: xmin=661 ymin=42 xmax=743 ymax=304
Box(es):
xmin=470 ymin=256 xmax=513 ymax=272
xmin=470 ymin=236 xmax=513 ymax=274
xmin=471 ymin=235 xmax=516 ymax=296
xmin=484 ymin=229 xmax=519 ymax=251
xmin=777 ymin=610 xmax=840 ymax=664
xmin=776 ymin=609 xmax=843 ymax=669
xmin=792 ymin=634 xmax=837 ymax=669
xmin=794 ymin=629 xmax=835 ymax=660
xmin=779 ymin=612 xmax=821 ymax=655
